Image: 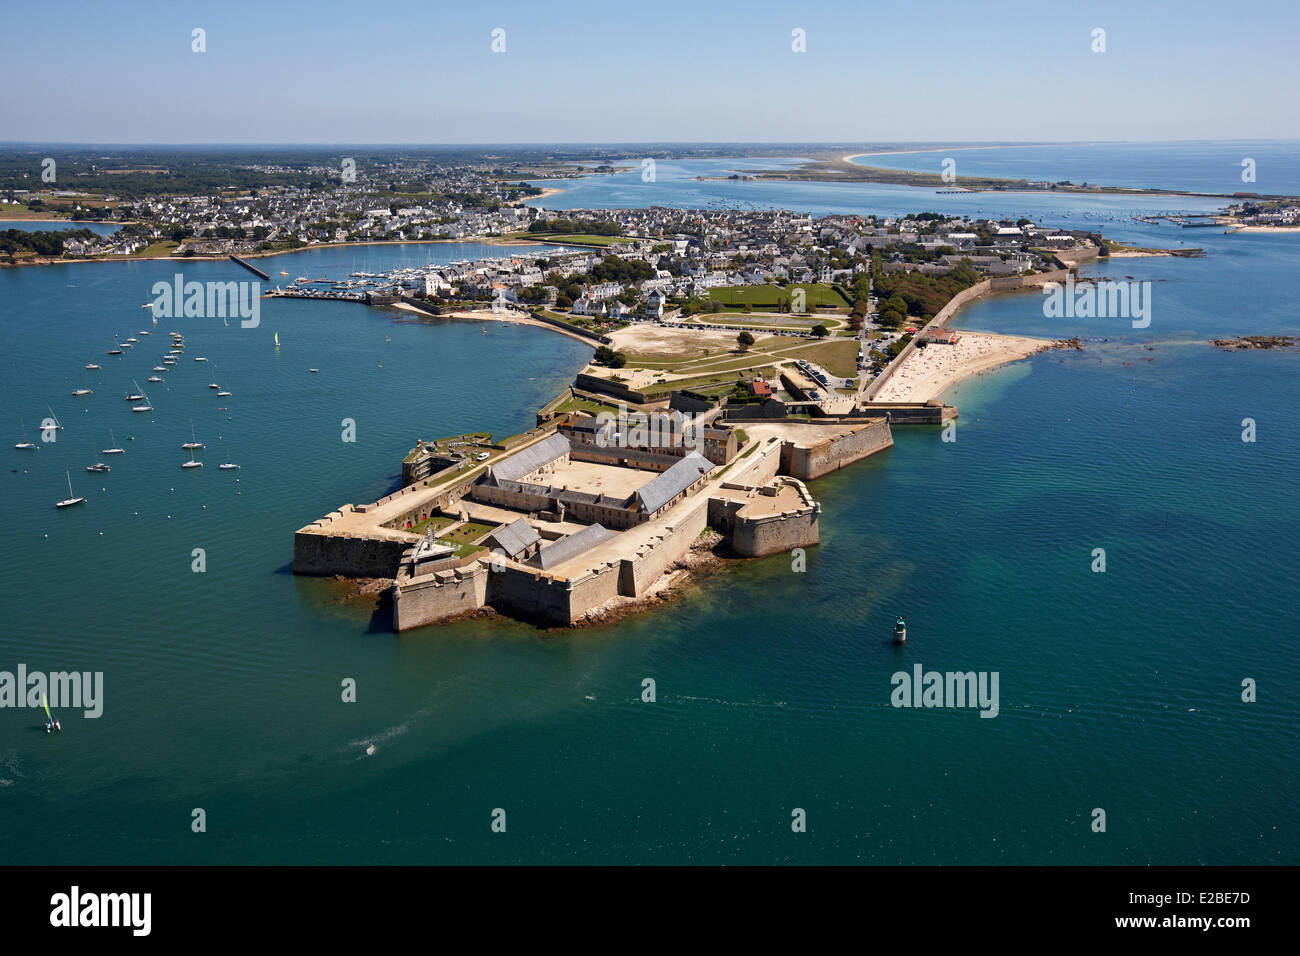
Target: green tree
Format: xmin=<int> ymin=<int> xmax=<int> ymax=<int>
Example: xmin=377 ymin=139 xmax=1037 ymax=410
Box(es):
xmin=811 ymin=324 xmax=829 ymax=338
xmin=737 ymin=331 xmax=755 ymax=351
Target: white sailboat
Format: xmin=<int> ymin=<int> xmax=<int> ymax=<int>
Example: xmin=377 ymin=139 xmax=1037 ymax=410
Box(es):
xmin=55 ymin=469 xmax=86 ymax=508
xmin=183 ymin=420 xmax=203 ymax=450
xmin=46 ymin=406 xmax=63 ymax=431
xmin=181 ymin=446 xmax=203 ymax=469
xmin=72 ymin=374 xmax=92 ymax=397
xmin=14 ymin=419 xmax=37 ymax=450
xmin=103 ymin=429 xmax=125 ymax=454
xmin=131 ymin=380 xmax=153 ymax=413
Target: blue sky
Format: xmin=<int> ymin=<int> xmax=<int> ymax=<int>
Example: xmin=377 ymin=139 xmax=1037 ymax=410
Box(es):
xmin=3 ymin=0 xmax=1298 ymax=143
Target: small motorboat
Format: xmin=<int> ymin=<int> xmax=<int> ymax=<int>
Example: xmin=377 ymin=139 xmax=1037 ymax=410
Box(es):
xmin=87 ymin=462 xmax=111 ymax=473
xmin=893 ymin=617 xmax=907 ymax=645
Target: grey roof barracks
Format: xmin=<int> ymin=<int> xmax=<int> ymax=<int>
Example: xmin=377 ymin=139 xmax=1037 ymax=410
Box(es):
xmin=484 ymin=518 xmax=541 ymax=559
xmin=635 ymin=451 xmax=715 ymax=515
xmin=533 ymin=523 xmax=615 ymax=571
xmin=488 ymin=433 xmax=571 ymax=484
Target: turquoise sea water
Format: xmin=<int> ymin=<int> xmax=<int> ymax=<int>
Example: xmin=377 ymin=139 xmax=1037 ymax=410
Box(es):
xmin=849 ymin=140 xmax=1300 ymax=195
xmin=1 ymin=167 xmax=1297 ymax=864
xmin=528 ymin=156 xmax=1228 ymax=222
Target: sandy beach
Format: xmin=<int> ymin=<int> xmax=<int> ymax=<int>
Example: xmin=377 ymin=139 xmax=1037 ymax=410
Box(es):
xmin=1223 ymin=224 xmax=1300 ymax=234
xmin=872 ymin=331 xmax=1049 ymax=403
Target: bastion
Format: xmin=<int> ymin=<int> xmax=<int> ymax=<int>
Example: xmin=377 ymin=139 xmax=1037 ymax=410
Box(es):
xmin=293 ymin=414 xmax=892 ymax=629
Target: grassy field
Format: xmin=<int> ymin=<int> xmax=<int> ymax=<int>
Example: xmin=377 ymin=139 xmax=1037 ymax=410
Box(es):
xmin=133 ymin=241 xmax=180 ymax=258
xmin=707 ymin=283 xmax=848 ymax=310
xmin=694 ymin=313 xmax=840 ymax=329
xmin=555 ymin=394 xmax=620 ymax=415
xmin=409 ymin=513 xmax=458 ymax=535
xmin=526 ymin=233 xmax=630 ymax=247
xmin=639 ymin=365 xmax=776 ymax=399
xmin=778 ymin=339 xmax=861 ymax=378
xmin=440 ymin=519 xmax=497 ymax=545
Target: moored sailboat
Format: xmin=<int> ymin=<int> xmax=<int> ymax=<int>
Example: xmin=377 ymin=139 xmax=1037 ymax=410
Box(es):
xmin=55 ymin=469 xmax=86 ymax=508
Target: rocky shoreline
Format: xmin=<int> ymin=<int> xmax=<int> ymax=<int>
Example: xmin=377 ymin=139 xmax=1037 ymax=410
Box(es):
xmin=570 ymin=531 xmax=726 ymax=629
xmin=331 ymin=531 xmax=734 ymax=631
xmin=1211 ymin=335 xmax=1299 ymax=351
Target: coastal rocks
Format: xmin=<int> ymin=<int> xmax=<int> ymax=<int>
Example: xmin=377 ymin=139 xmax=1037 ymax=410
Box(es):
xmin=570 ymin=532 xmax=724 ymax=628
xmin=1048 ymin=337 xmax=1084 ymax=351
xmin=332 ymin=575 xmax=393 ymax=600
xmin=1211 ymin=335 xmax=1299 ymax=351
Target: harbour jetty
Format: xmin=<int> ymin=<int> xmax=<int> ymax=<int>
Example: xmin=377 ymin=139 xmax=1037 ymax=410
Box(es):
xmin=229 ymin=254 xmax=270 ymax=280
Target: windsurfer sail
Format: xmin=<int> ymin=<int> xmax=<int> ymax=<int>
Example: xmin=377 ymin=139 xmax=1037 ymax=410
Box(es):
xmin=42 ymin=693 xmax=60 ymax=732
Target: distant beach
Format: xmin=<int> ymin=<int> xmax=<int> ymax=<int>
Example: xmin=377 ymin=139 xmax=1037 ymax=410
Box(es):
xmin=872 ymin=331 xmax=1049 ymax=403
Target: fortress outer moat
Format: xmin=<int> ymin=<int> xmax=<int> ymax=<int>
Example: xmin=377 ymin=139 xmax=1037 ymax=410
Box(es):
xmin=293 ymin=395 xmax=899 ymax=629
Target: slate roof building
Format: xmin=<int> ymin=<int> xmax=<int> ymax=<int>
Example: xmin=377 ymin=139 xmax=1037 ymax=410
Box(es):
xmin=532 ymin=523 xmax=615 ymax=571
xmin=485 ymin=433 xmax=571 ymax=485
xmin=634 ymin=452 xmax=714 ymax=516
xmin=483 ymin=517 xmax=542 ymax=561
